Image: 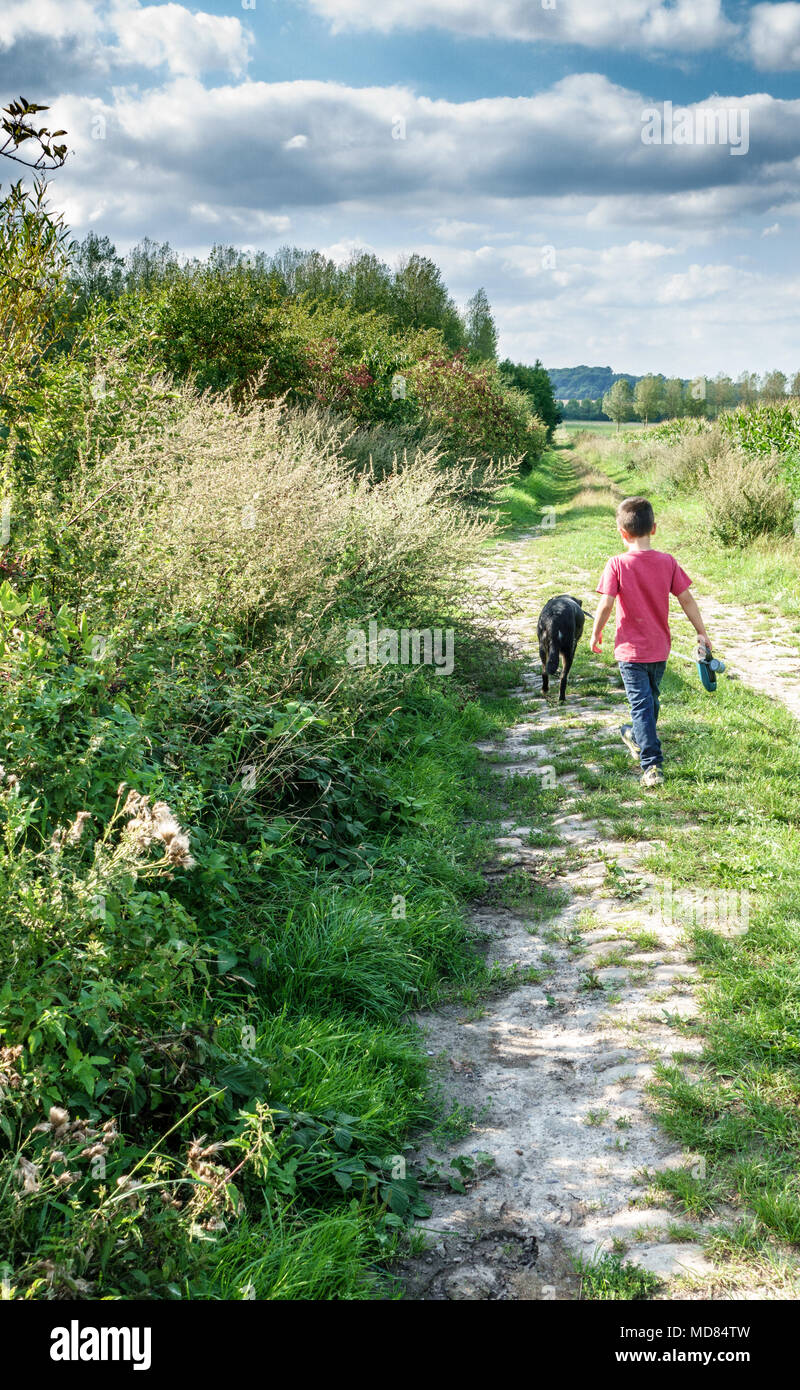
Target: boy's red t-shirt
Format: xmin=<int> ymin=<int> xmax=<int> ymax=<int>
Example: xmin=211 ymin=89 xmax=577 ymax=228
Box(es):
xmin=596 ymin=549 xmax=692 ymax=663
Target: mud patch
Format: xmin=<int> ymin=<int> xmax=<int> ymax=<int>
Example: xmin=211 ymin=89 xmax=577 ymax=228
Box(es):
xmin=399 ymin=1221 xmax=582 ymax=1301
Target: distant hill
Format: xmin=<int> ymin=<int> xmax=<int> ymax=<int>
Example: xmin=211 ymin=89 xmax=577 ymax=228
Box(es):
xmin=548 ymin=365 xmax=639 ymax=401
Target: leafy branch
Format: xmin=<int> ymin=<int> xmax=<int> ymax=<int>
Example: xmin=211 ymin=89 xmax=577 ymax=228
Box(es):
xmin=1 ymin=97 xmax=68 ymax=172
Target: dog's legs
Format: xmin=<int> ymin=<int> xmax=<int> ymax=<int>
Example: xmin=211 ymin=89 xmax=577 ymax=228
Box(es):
xmin=559 ymin=651 xmax=575 ymax=703
xmin=539 ymin=645 xmax=549 ymax=695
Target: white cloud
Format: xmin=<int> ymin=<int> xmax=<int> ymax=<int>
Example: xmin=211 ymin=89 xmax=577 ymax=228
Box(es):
xmin=0 ymin=0 xmax=100 ymax=48
xmin=111 ymin=2 xmax=252 ymax=77
xmin=188 ymin=202 xmax=291 ymax=234
xmin=749 ymin=3 xmax=800 ymax=70
xmin=0 ymin=0 xmax=252 ymax=80
xmin=54 ymin=73 xmax=800 ymax=229
xmin=492 ymin=248 xmax=800 ymax=377
xmin=300 ymin=0 xmax=736 ymax=52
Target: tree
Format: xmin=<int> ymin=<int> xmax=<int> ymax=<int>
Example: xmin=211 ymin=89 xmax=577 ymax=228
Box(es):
xmin=69 ymin=231 xmax=125 ymax=306
xmin=125 ymin=237 xmax=179 ymax=293
xmin=790 ymin=372 xmax=800 ymax=398
xmin=498 ymin=358 xmax=562 ymax=437
xmin=761 ymin=370 xmax=787 ymax=401
xmin=0 ymin=180 xmax=73 ymax=435
xmin=265 ymin=244 xmax=311 ymax=296
xmin=295 ymin=250 xmax=340 ymax=301
xmin=464 ymin=287 xmax=497 ymax=361
xmin=341 ymin=251 xmax=393 ymax=317
xmin=737 ymin=371 xmax=759 ymax=405
xmin=391 ymin=254 xmax=466 ymax=350
xmin=708 ymin=373 xmax=736 ymax=419
xmin=633 ymin=375 xmax=662 ymax=426
xmin=662 ymin=377 xmax=685 ymax=418
xmin=602 ymin=378 xmax=633 ymax=430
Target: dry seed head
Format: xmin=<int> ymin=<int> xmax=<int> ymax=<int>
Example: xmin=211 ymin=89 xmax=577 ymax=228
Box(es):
xmin=66 ymin=810 xmax=92 ymax=845
xmin=18 ymin=1157 xmax=40 ymax=1192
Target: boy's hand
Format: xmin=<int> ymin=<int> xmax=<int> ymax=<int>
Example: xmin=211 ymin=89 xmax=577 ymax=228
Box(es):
xmin=591 ymin=594 xmax=615 ymax=656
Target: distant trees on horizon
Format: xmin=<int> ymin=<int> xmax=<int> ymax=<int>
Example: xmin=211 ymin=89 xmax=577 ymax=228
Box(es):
xmin=555 ymin=366 xmax=800 ymax=424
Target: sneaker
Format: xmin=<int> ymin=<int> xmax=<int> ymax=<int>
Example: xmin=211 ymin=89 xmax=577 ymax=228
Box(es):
xmin=641 ymin=765 xmax=664 ymax=788
xmin=620 ymin=724 xmax=640 ymax=761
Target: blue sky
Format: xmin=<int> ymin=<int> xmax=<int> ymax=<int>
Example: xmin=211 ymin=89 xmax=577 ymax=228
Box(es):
xmin=2 ymin=0 xmax=800 ymax=377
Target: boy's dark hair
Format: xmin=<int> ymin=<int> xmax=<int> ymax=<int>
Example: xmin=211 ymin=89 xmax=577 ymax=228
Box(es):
xmin=617 ymin=496 xmax=655 ymax=537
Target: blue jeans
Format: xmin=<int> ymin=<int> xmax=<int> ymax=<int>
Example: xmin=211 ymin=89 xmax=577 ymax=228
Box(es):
xmin=618 ymin=661 xmax=667 ymax=770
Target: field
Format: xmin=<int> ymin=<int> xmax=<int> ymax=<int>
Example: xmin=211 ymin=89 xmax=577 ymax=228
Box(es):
xmin=560 ymin=420 xmax=656 ymax=433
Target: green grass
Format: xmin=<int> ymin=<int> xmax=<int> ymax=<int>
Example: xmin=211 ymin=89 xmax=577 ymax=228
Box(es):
xmin=520 ymin=439 xmax=800 ymax=1264
xmin=575 ymin=1249 xmax=661 ymax=1300
xmin=496 ymin=448 xmax=577 ymax=531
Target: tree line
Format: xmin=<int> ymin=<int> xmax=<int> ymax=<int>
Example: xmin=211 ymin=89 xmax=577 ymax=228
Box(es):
xmin=70 ymin=231 xmax=502 ymax=357
xmin=68 ymin=231 xmax=561 ymax=439
xmin=579 ymin=371 xmax=800 ymax=427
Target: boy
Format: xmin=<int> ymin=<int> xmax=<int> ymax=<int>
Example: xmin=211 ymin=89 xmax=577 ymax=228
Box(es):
xmin=590 ymin=496 xmax=711 ymax=788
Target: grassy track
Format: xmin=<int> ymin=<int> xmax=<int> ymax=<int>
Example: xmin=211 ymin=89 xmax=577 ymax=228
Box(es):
xmin=501 ymin=441 xmax=800 ymax=1285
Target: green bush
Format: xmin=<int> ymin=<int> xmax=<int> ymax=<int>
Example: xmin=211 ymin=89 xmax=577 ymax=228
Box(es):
xmin=407 ymin=351 xmax=546 ymax=465
xmin=700 ymin=448 xmax=794 ymax=546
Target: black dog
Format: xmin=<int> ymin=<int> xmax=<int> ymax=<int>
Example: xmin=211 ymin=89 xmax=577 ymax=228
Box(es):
xmin=537 ymin=595 xmax=588 ymax=703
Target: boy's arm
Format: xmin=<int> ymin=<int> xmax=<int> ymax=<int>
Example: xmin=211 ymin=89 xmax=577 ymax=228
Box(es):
xmin=676 ymin=587 xmax=711 ymax=650
xmin=591 ymin=594 xmax=616 ymax=653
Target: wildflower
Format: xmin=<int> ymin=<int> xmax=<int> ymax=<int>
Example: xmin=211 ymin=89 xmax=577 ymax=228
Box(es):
xmin=121 ymin=791 xmax=196 ymax=868
xmin=166 ymin=833 xmax=195 ymax=869
xmin=80 ymin=1143 xmax=106 ymax=1160
xmin=101 ymin=1119 xmax=119 ymax=1146
xmin=152 ymin=801 xmax=180 ymax=842
xmin=48 ymin=1105 xmax=70 ymax=1128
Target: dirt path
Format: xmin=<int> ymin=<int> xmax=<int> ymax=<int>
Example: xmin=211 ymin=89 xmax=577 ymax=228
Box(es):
xmin=687 ymin=594 xmax=800 ymax=724
xmin=401 ymin=511 xmax=800 ymax=1302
